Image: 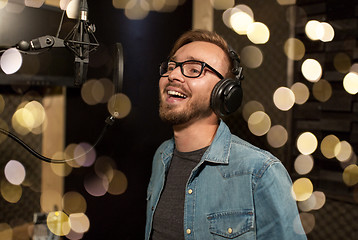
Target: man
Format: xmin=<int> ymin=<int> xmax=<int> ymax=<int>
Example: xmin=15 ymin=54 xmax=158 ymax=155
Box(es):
xmin=145 ymin=29 xmax=306 ymax=240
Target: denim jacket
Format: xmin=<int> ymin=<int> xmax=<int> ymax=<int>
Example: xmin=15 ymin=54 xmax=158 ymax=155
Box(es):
xmin=146 ymin=121 xmax=306 ymax=239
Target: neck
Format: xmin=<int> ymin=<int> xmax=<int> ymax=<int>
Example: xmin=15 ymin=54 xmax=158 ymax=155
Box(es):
xmin=173 ymin=116 xmax=219 ymax=152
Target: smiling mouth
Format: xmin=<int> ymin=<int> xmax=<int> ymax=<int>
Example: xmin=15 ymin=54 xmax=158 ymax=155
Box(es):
xmin=167 ymin=90 xmax=187 ymax=99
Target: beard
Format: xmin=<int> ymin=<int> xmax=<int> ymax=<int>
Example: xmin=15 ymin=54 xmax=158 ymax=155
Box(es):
xmin=159 ymin=91 xmax=212 ymax=126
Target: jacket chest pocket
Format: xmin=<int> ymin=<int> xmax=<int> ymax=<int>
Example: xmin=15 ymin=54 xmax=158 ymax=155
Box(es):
xmin=207 ymin=210 xmax=254 ymax=239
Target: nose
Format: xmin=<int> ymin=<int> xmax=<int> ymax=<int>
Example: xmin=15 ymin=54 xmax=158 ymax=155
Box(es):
xmin=168 ymin=66 xmax=185 ymax=83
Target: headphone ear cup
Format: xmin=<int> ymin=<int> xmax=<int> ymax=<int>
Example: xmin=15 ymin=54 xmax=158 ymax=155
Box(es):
xmin=210 ymin=78 xmax=243 ymax=117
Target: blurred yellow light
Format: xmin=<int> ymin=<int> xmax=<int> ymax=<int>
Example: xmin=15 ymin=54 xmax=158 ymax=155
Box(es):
xmin=107 ymin=93 xmax=132 ymax=119
xmin=291 ymin=82 xmax=309 ymax=104
xmin=294 ymin=154 xmax=314 ymax=175
xmin=312 ymin=79 xmax=332 ymax=102
xmin=112 ymin=0 xmax=130 ymax=9
xmin=273 ymin=87 xmax=295 ymax=111
xmin=320 ymin=135 xmax=340 ymax=159
xmin=125 ymin=0 xmax=150 ymax=20
xmin=247 ymin=22 xmax=270 ymax=44
xmin=84 ymin=173 xmax=109 ymax=197
xmin=69 ymin=213 xmax=90 ymax=234
xmin=25 ymin=0 xmax=45 ymax=8
xmin=301 ymin=59 xmax=322 ymax=82
xmin=230 ymin=11 xmax=254 ymax=35
xmin=248 ymin=111 xmax=271 ymax=136
xmin=210 ymin=0 xmax=234 ymax=10
xmin=240 ymin=45 xmax=263 ymax=68
xmin=343 ymin=72 xmax=358 ymax=95
xmin=333 ymin=52 xmax=351 ymax=74
xmin=284 ymin=38 xmax=305 ymax=61
xmin=277 ymin=0 xmax=296 ymax=5
xmin=0 ymin=0 xmax=8 ymax=9
xmin=317 ymin=22 xmax=334 ymax=42
xmin=297 ymin=132 xmax=318 ymax=155
xmin=63 ymin=191 xmax=87 ymax=214
xmin=47 ymin=211 xmax=71 ymax=236
xmin=242 ymin=100 xmax=265 ymax=121
xmin=342 ymin=164 xmax=358 ymax=186
xmin=108 ymin=170 xmax=128 ymax=195
xmin=292 ymin=177 xmax=314 ymax=201
xmin=1 ymin=180 xmax=22 ymax=203
xmin=305 ymin=20 xmax=321 ymax=41
xmin=66 ymin=0 xmax=79 ymax=19
xmin=0 ymin=223 xmax=12 ymax=240
xmin=335 ymin=141 xmax=353 ymax=162
xmin=266 ymin=125 xmax=288 ymax=148
xmin=297 ymin=212 xmax=315 ymax=234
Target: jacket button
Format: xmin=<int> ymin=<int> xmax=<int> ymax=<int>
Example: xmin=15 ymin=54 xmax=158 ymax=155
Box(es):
xmin=228 ymin=227 xmax=233 ymax=234
xmin=186 ymin=229 xmax=191 ymax=234
xmin=188 ymin=189 xmax=193 ymax=194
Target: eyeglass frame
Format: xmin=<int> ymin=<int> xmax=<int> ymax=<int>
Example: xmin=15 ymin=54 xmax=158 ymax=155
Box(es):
xmin=159 ymin=59 xmax=224 ymax=80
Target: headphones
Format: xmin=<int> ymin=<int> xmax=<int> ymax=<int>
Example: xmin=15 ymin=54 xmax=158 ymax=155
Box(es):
xmin=210 ymin=47 xmax=244 ymax=117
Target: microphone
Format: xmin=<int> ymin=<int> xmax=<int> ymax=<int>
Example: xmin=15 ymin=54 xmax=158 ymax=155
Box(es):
xmin=14 ymin=0 xmax=99 ymax=86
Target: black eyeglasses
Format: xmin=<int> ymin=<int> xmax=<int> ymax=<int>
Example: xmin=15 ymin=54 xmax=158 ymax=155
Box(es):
xmin=159 ymin=60 xmax=224 ymax=79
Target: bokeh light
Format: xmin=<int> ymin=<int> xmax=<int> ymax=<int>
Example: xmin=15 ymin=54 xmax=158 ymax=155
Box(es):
xmin=0 ymin=223 xmax=12 ymax=240
xmin=4 ymin=160 xmax=26 ymax=185
xmin=342 ymin=164 xmax=358 ymax=186
xmin=333 ymin=52 xmax=351 ymax=73
xmin=81 ymin=79 xmax=105 ymax=105
xmin=95 ymin=156 xmax=117 ymax=182
xmin=335 ymin=141 xmax=353 ymax=162
xmin=317 ymin=22 xmax=335 ymax=42
xmin=50 ymin=152 xmax=73 ymax=177
xmin=63 ymin=191 xmax=87 ymax=214
xmin=298 ymin=212 xmax=316 ymax=235
xmin=124 ymin=0 xmax=150 ymax=20
xmin=60 ymin=0 xmax=72 ymax=10
xmin=66 ymin=0 xmax=79 ymax=19
xmin=301 ymin=59 xmax=322 ymax=82
xmin=240 ymin=45 xmax=263 ymax=68
xmin=64 ymin=144 xmax=82 ymax=168
xmin=305 ymin=20 xmax=321 ymax=41
xmin=297 ymin=132 xmax=318 ymax=155
xmin=1 ymin=179 xmax=22 ymax=203
xmin=290 ymin=82 xmax=309 ymax=104
xmin=242 ymin=100 xmax=265 ymax=121
xmin=229 ymin=5 xmax=254 ymax=35
xmin=320 ymin=135 xmax=340 ymax=159
xmin=284 ymin=38 xmax=305 ymax=61
xmin=69 ymin=213 xmax=90 ymax=234
xmin=84 ymin=172 xmax=109 ymax=197
xmin=47 ymin=211 xmax=71 ymax=236
xmin=277 ymin=0 xmax=296 ymax=5
xmin=266 ymin=125 xmax=288 ymax=148
xmin=107 ymin=170 xmax=128 ymax=195
xmin=0 ymin=48 xmax=23 ymax=74
xmin=74 ymin=142 xmax=96 ymax=167
xmin=343 ymin=72 xmax=358 ymax=95
xmin=294 ymin=154 xmax=314 ymax=175
xmin=25 ymin=0 xmax=45 ymax=8
xmin=312 ymin=79 xmax=332 ymax=102
xmin=248 ymin=111 xmax=271 ymax=136
xmin=107 ymin=93 xmax=132 ymax=119
xmin=210 ymin=0 xmax=234 ymax=10
xmin=292 ymin=177 xmax=314 ymax=201
xmin=246 ymin=22 xmax=270 ymax=44
xmin=0 ymin=0 xmax=8 ymax=9
xmin=273 ymin=87 xmax=295 ymax=111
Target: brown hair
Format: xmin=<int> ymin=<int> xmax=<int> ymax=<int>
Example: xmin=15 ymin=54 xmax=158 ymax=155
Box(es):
xmin=169 ymin=29 xmax=233 ymax=78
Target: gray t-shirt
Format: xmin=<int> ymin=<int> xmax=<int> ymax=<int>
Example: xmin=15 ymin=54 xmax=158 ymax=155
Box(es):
xmin=151 ymin=146 xmax=209 ymax=240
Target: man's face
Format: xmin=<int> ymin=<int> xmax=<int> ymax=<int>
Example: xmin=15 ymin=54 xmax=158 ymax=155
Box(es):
xmin=159 ymin=41 xmax=228 ymax=125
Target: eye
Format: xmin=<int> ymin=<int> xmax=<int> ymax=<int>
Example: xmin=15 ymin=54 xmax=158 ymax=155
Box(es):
xmin=167 ymin=62 xmax=176 ymax=71
xmin=184 ymin=62 xmax=202 ymax=76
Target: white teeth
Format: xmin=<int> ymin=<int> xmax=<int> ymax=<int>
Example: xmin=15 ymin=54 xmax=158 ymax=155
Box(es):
xmin=168 ymin=90 xmax=187 ymax=99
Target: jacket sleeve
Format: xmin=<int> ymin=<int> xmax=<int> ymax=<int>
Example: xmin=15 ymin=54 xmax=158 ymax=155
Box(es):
xmin=253 ymin=161 xmax=307 ymax=240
